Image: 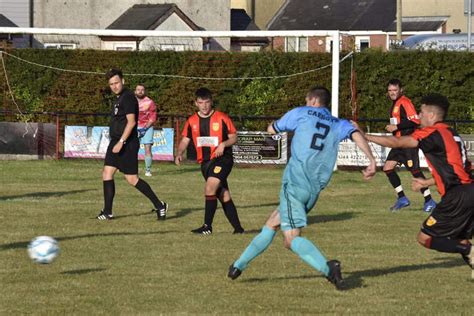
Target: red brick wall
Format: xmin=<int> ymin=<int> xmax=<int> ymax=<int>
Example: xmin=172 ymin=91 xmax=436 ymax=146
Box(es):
xmin=271 ymin=37 xmax=285 ymax=51
xmin=369 ymin=34 xmax=388 ymax=51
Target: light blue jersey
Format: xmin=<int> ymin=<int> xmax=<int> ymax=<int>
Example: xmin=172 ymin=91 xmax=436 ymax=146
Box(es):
xmin=274 ymin=106 xmax=355 ymax=191
xmin=273 ymin=106 xmax=356 ymax=231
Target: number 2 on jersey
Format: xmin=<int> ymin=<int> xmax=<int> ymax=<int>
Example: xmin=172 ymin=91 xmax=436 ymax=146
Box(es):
xmin=310 ymin=122 xmax=330 ymax=150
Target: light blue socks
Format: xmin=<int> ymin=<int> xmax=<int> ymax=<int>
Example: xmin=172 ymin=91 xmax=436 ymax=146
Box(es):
xmin=290 ymin=236 xmax=329 ymax=276
xmin=234 ymin=226 xmax=276 ymax=271
xmin=145 ymin=155 xmax=152 ymax=172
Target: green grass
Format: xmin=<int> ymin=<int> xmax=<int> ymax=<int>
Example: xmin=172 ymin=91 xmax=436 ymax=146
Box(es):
xmin=0 ymin=160 xmax=472 ymax=315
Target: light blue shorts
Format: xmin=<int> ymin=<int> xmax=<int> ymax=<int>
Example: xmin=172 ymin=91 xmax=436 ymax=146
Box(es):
xmin=140 ymin=127 xmax=154 ymax=145
xmin=279 ymin=182 xmax=320 ymax=231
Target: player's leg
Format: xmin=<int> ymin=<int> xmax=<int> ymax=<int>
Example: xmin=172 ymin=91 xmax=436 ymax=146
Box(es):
xmin=228 ymin=209 xmax=279 ymax=279
xmin=417 ymin=231 xmax=471 ymax=256
xmin=124 ymin=174 xmax=168 ymax=220
xmin=384 ymin=149 xmax=410 ymax=210
xmin=142 ymin=127 xmax=154 ymax=176
xmin=144 ymin=144 xmax=152 ymax=176
xmin=98 ymin=165 xmax=118 ymax=220
xmin=190 ymin=175 xmax=220 ymax=234
xmin=281 ymin=185 xmax=345 ymax=289
xmin=122 ymin=140 xmax=167 ymax=219
xmin=417 ymin=184 xmax=473 ymax=277
xmin=192 ymin=159 xmax=229 ymax=234
xmin=281 ymin=188 xmax=328 ymax=277
xmin=218 ymin=184 xmax=244 ymax=234
xmin=210 ymin=157 xmax=242 ymax=233
xmin=98 ymin=142 xmax=119 ymax=220
xmin=284 ymin=228 xmax=331 ymax=277
xmin=406 ymin=148 xmax=436 ymax=212
xmin=205 ymin=176 xmax=221 ymax=229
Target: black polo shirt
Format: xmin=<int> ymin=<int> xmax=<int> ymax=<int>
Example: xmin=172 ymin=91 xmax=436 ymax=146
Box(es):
xmin=109 ymin=88 xmax=138 ymax=141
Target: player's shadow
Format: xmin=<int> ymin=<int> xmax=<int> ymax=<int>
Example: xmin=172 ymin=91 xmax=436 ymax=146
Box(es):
xmin=61 ymin=268 xmax=106 ymax=275
xmin=241 ymin=274 xmax=318 ymax=283
xmin=0 ymin=231 xmax=177 ymax=251
xmin=307 ymin=211 xmax=356 ymax=225
xmin=112 ymin=211 xmax=158 ymax=219
xmin=161 ymin=166 xmax=201 ymax=175
xmin=167 ymin=202 xmax=280 ymax=220
xmin=240 ymin=257 xmax=467 ymax=289
xmin=166 ymin=207 xmax=201 ymax=220
xmin=0 ymin=189 xmax=95 ymax=201
xmin=343 ymin=257 xmax=466 ymax=290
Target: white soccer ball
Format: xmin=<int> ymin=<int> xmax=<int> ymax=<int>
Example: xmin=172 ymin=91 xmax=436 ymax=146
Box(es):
xmin=27 ymin=236 xmax=60 ymax=264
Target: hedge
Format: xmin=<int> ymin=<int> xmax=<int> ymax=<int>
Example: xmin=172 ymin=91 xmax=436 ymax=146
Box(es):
xmin=0 ymin=49 xmax=472 ymax=132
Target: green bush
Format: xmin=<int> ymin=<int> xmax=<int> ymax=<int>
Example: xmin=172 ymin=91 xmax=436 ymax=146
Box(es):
xmin=0 ymin=49 xmax=472 ymax=132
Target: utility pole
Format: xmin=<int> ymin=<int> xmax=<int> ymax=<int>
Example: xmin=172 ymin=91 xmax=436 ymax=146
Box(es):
xmin=397 ymin=0 xmax=402 ymax=40
xmin=468 ymin=0 xmax=472 ymax=52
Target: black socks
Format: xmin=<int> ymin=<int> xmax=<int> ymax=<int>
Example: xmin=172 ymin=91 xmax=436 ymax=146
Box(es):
xmin=222 ymin=199 xmax=243 ymax=231
xmin=103 ymin=180 xmax=115 ymax=214
xmin=385 ymin=169 xmax=404 ymax=197
xmin=135 ymin=178 xmax=164 ymax=210
xmin=204 ymin=195 xmax=218 ymax=227
xmin=429 ymin=237 xmax=471 ymax=255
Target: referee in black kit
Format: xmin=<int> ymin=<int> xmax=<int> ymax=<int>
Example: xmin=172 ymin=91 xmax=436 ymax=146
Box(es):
xmin=96 ymin=68 xmax=168 ymax=221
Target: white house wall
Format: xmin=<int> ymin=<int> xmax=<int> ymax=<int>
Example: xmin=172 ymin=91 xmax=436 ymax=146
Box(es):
xmin=140 ymin=13 xmax=202 ymax=51
xmin=33 ymin=0 xmax=230 ymax=50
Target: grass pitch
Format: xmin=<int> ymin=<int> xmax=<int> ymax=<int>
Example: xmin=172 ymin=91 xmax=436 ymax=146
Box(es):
xmin=0 ymin=160 xmax=472 ymax=315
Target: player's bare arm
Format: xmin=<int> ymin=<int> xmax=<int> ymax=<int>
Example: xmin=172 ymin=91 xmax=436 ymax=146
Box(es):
xmin=412 ymin=177 xmax=436 ymax=191
xmin=351 ymin=131 xmax=376 ymax=180
xmin=215 ymin=133 xmax=237 ymax=157
xmin=175 ymin=137 xmax=191 ymax=166
xmin=267 ymin=122 xmax=277 ymax=134
xmin=113 ymin=113 xmax=136 ymax=153
xmin=385 ymin=124 xmax=398 ymax=133
xmin=366 ymin=134 xmax=419 ymax=149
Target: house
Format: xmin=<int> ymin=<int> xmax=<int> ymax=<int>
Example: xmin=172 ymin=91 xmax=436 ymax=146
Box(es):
xmin=101 ymin=4 xmax=203 ymax=51
xmin=32 ymin=0 xmax=231 ymax=50
xmin=0 ymin=14 xmax=26 ymax=48
xmin=231 ymin=0 xmax=285 ymax=30
xmin=267 ymin=0 xmax=448 ymax=52
xmin=0 ymin=0 xmax=30 ymax=49
xmin=403 ymin=0 xmax=468 ymax=33
xmin=230 ymin=8 xmax=268 ymax=52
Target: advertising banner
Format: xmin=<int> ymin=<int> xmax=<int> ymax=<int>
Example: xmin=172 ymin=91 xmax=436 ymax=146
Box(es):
xmin=337 ymin=135 xmax=389 ymax=167
xmin=233 ymin=131 xmax=287 ymax=164
xmin=138 ymin=128 xmax=174 ymax=161
xmin=337 ymin=133 xmax=474 ymax=168
xmin=64 ymin=126 xmax=110 ymax=158
xmin=65 ymin=126 xmax=174 ymax=160
xmin=461 ymin=134 xmax=474 ymax=162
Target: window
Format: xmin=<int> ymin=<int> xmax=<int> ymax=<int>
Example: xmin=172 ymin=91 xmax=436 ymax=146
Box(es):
xmin=356 ymin=37 xmax=370 ymax=51
xmin=113 ymin=43 xmax=136 ymax=51
xmin=159 ymin=44 xmax=186 ymax=51
xmin=285 ymin=37 xmax=308 ymax=52
xmin=115 ymin=46 xmax=134 ymax=51
xmin=44 ymin=43 xmax=77 ymax=49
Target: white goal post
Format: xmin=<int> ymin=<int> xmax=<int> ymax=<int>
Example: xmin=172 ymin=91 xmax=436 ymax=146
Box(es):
xmin=0 ymin=27 xmax=341 ymax=117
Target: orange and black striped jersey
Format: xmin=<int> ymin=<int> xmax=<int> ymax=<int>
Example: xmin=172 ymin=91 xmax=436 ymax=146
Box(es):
xmin=390 ymin=95 xmax=420 ymax=137
xmin=182 ymin=110 xmax=237 ymax=163
xmin=411 ymin=122 xmax=472 ymax=196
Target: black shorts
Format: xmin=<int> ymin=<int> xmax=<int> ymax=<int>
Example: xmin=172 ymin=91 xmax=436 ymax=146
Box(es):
xmin=200 ymin=156 xmax=234 ymax=190
xmin=421 ymin=183 xmax=474 ymax=239
xmin=386 ymin=147 xmax=420 ymax=170
xmin=104 ymin=138 xmax=139 ymax=175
